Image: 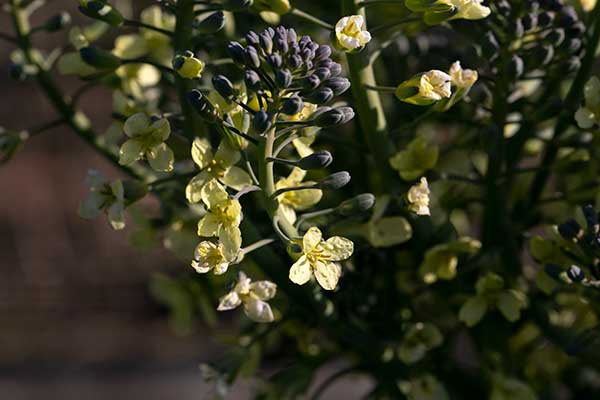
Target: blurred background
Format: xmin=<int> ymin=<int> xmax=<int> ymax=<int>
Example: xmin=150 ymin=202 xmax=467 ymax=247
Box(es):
xmin=0 ymin=1 xmax=371 ymax=398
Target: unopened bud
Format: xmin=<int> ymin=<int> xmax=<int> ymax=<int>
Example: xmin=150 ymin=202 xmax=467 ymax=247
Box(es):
xmin=227 ymin=42 xmax=246 ymax=64
xmin=252 ymin=110 xmax=272 ymax=134
xmin=276 ymin=69 xmax=293 ymax=88
xmin=79 ymin=1 xmax=123 ymax=26
xmin=319 ymin=171 xmax=351 ymax=190
xmin=567 ymin=265 xmax=585 ymax=282
xmin=558 ymin=219 xmax=583 ymax=241
xmin=212 ymin=75 xmax=235 ymax=99
xmin=281 ymin=96 xmax=304 ymax=115
xmin=337 ymin=193 xmax=376 ymax=216
xmin=507 ymin=55 xmax=524 ymax=79
xmin=314 ymin=107 xmax=354 ymax=127
xmin=297 ymin=151 xmax=333 ymax=170
xmin=245 ymin=70 xmax=262 ymax=90
xmin=187 ymin=89 xmax=217 ymax=121
xmin=44 ymin=12 xmax=71 ymax=31
xmin=80 ymin=46 xmax=121 ymax=70
xmin=326 ymin=77 xmax=351 ymax=95
xmin=582 ymin=205 xmax=598 ymax=231
xmin=308 ymin=87 xmax=334 ymax=104
xmin=245 ymin=46 xmax=261 ymax=68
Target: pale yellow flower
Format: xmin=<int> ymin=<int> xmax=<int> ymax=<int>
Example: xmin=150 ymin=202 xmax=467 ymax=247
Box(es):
xmin=408 ymin=177 xmax=431 ymax=216
xmin=449 ymin=61 xmax=478 ymax=89
xmin=275 ymin=168 xmax=322 ymax=224
xmin=191 ymin=241 xmax=238 ymax=275
xmin=217 ymin=272 xmax=277 ymax=323
xmin=335 ymin=15 xmax=372 ymax=51
xmin=581 ymin=0 xmax=597 ymax=12
xmin=197 ymin=181 xmax=243 ymax=260
xmin=289 ymin=227 xmax=354 ymax=290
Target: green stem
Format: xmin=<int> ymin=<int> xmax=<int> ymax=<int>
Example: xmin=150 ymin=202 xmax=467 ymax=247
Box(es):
xmin=369 ymin=16 xmax=420 ymax=35
xmin=526 ymin=1 xmax=600 ymax=210
xmin=241 ymin=238 xmax=276 ymax=255
xmin=341 ymin=0 xmax=393 ymax=194
xmin=174 ymin=0 xmax=204 ymax=139
xmin=357 ymin=0 xmax=404 ymax=6
xmin=290 ymin=8 xmax=334 ymax=30
xmin=258 ymin=127 xmax=299 ymax=240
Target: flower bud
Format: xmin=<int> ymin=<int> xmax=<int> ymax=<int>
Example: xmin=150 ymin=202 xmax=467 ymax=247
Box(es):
xmin=308 ymin=87 xmax=334 ymax=104
xmin=281 ymin=96 xmax=304 ymax=115
xmin=275 ymin=69 xmax=293 ymax=88
xmin=315 ymin=45 xmax=332 ymax=61
xmin=326 ymin=77 xmax=351 ymax=95
xmin=337 ymin=193 xmax=376 ymax=216
xmin=44 ymin=12 xmax=71 ymax=32
xmin=568 ymin=22 xmax=585 ymax=37
xmin=507 ymin=55 xmax=524 ymax=79
xmin=258 ymin=33 xmax=273 ymax=55
xmin=567 ymin=265 xmax=585 ymax=282
xmin=562 ymin=38 xmax=582 ymax=54
xmin=80 ymin=46 xmax=121 ymax=70
xmin=318 ymin=171 xmax=351 ymax=190
xmin=329 ymin=62 xmax=343 ymax=77
xmin=297 ymin=151 xmax=333 ymax=170
xmin=227 ymin=42 xmax=247 ymax=64
xmin=245 ymin=31 xmax=260 ymax=46
xmin=547 ymin=29 xmax=566 ymax=46
xmin=304 ymin=74 xmax=321 ymax=90
xmin=314 ymin=67 xmax=331 ymax=80
xmin=245 ymin=70 xmax=262 ymax=90
xmin=252 ymin=110 xmax=273 ymax=134
xmin=245 ymin=46 xmax=261 ymax=68
xmin=267 ymin=53 xmax=283 ymax=68
xmin=194 ymin=11 xmax=226 ymax=35
xmin=314 ymin=107 xmax=354 ymax=127
xmin=223 ymin=0 xmax=253 ymax=11
xmin=511 ymin=19 xmax=525 ymax=38
xmin=187 ymin=89 xmax=218 ymax=121
xmin=558 ymin=219 xmax=583 ymax=241
xmin=538 ymin=11 xmax=554 ymax=27
xmin=212 ymin=75 xmax=235 ymax=99
xmin=288 ymin=54 xmax=303 ymax=69
xmin=522 ymin=13 xmax=537 ymax=31
xmin=79 ymin=1 xmax=124 ymax=27
xmin=557 ymin=6 xmax=578 ymax=27
xmin=172 ymin=52 xmax=204 ymax=79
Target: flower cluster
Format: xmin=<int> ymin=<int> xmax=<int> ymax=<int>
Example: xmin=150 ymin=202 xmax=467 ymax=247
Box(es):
xmin=406 ymin=0 xmax=491 ymax=25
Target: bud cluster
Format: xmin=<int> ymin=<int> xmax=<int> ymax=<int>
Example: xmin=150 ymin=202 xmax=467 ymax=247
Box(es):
xmin=480 ymin=0 xmax=585 ymax=79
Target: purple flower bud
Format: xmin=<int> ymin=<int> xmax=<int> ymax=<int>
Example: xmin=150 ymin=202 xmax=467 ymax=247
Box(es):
xmin=276 ymin=69 xmax=293 ymax=88
xmin=281 ymin=96 xmax=304 ymax=115
xmin=326 ymin=77 xmax=351 ymax=95
xmin=227 ymin=42 xmax=246 ymax=64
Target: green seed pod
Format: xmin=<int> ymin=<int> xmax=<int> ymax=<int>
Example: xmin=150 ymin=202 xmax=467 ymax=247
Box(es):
xmin=78 ymin=1 xmax=124 ymax=27
xmin=79 ymin=46 xmax=121 ymax=70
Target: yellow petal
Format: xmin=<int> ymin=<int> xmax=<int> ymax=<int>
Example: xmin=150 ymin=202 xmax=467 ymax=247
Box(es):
xmin=221 ymin=166 xmax=252 ymax=191
xmin=185 ymin=172 xmax=210 ymax=203
xmin=201 ymin=180 xmax=229 ymax=209
xmin=219 ymin=225 xmax=242 ymax=260
xmin=303 ymin=227 xmax=322 ymax=253
xmin=289 ymin=255 xmax=312 ymax=285
xmin=197 ymin=213 xmax=220 ymax=237
xmin=119 ymin=139 xmax=144 ymax=165
xmin=323 ymin=236 xmax=354 ymax=261
xmin=191 ymin=138 xmax=214 ymax=169
xmin=314 ymin=261 xmax=341 ymax=291
xmin=243 ymin=297 xmax=275 ymax=323
xmin=250 ymin=281 xmax=277 ymax=300
xmin=217 ymin=291 xmax=241 ymax=311
xmin=123 ymin=113 xmax=150 ymax=137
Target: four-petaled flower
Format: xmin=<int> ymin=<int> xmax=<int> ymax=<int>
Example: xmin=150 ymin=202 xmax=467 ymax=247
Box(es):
xmin=275 ymin=168 xmax=322 ymax=224
xmin=218 ymin=272 xmax=277 ymax=323
xmin=447 ymin=0 xmax=491 ymax=21
xmin=449 ymin=61 xmax=478 ymax=89
xmin=289 ymin=227 xmax=354 ymax=290
xmin=119 ymin=112 xmax=174 ymax=172
xmin=197 ymin=180 xmax=243 ymax=260
xmin=396 ymin=70 xmax=452 ymax=106
xmin=191 ymin=240 xmax=239 ymax=275
xmin=335 ymin=15 xmax=372 ymax=52
xmin=408 ymin=177 xmax=431 ymax=216
xmin=186 ymin=138 xmax=252 ymax=203
xmin=78 ymin=170 xmax=126 ymax=230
